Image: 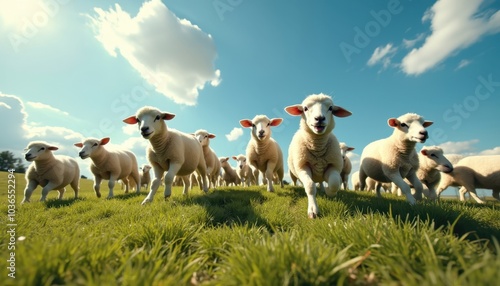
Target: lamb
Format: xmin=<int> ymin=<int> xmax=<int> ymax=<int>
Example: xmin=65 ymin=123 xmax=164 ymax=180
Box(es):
xmin=123 ymin=106 xmax=208 ymax=204
xmin=339 ymin=142 xmax=355 ymax=190
xmin=359 ymin=113 xmax=433 ymax=204
xmin=193 ymin=129 xmax=221 ymax=188
xmin=219 ymin=157 xmax=241 ymax=186
xmin=232 ymin=154 xmax=256 ymax=186
xmin=239 ymin=115 xmax=284 ymax=192
xmin=285 ymin=93 xmax=352 ymax=218
xmin=127 ymin=164 xmax=152 ymax=190
xmin=21 ymin=141 xmax=80 ymax=203
xmin=414 ymin=146 xmax=454 ymax=199
xmin=436 ymin=155 xmax=500 ymax=203
xmin=74 ymin=137 xmax=140 ymax=199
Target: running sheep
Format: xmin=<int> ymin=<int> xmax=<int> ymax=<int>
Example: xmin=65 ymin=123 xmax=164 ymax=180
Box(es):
xmin=240 ymin=115 xmax=284 ymax=192
xmin=285 ymin=93 xmax=352 ymax=218
xmin=232 ymin=154 xmax=256 ymax=186
xmin=74 ymin=137 xmax=140 ymax=199
xmin=339 ymin=142 xmax=355 ymax=190
xmin=219 ymin=157 xmax=241 ymax=186
xmin=123 ymin=106 xmax=208 ymax=204
xmin=193 ymin=129 xmax=221 ymax=188
xmin=359 ymin=113 xmax=433 ymax=204
xmin=22 ymin=141 xmax=80 ymax=203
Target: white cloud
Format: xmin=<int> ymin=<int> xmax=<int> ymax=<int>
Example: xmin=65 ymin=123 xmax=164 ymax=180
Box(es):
xmin=438 ymin=139 xmax=479 ymax=154
xmin=367 ymin=43 xmax=398 ymax=68
xmin=122 ymin=124 xmax=137 ymax=136
xmin=401 ymin=0 xmax=500 ymax=75
xmin=225 ymin=127 xmax=243 ymax=141
xmin=402 ymin=33 xmax=425 ymax=49
xmin=455 ymin=59 xmax=472 ymax=70
xmin=478 ymin=147 xmax=500 ymax=155
xmin=27 ymin=101 xmax=70 ymax=116
xmin=87 ymin=0 xmax=221 ymax=106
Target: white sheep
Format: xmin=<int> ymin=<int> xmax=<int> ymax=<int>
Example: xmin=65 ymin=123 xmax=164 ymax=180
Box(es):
xmin=123 ymin=106 xmax=208 ymax=204
xmin=351 ymin=170 xmax=390 ymax=192
xmin=128 ymin=164 xmax=152 ymax=190
xmin=22 ymin=141 xmax=80 ymax=203
xmin=74 ymin=137 xmax=140 ymax=199
xmin=359 ymin=113 xmax=433 ymax=204
xmin=285 ymin=93 xmax=352 ymax=218
xmin=219 ymin=157 xmax=241 ymax=186
xmin=436 ymin=155 xmax=500 ymax=203
xmin=193 ymin=129 xmax=221 ymax=188
xmin=232 ymin=154 xmax=256 ymax=186
xmin=239 ymin=115 xmax=284 ymax=192
xmin=412 ymin=146 xmax=454 ymax=199
xmin=339 ymin=142 xmax=355 ymax=190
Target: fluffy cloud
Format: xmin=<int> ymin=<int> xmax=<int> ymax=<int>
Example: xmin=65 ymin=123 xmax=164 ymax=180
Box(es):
xmin=438 ymin=139 xmax=480 ymax=154
xmin=401 ymin=0 xmax=500 ymax=75
xmin=87 ymin=0 xmax=221 ymax=106
xmin=27 ymin=101 xmax=70 ymax=116
xmin=402 ymin=33 xmax=425 ymax=49
xmin=367 ymin=43 xmax=397 ymax=69
xmin=455 ymin=59 xmax=472 ymax=71
xmin=225 ymin=127 xmax=243 ymax=141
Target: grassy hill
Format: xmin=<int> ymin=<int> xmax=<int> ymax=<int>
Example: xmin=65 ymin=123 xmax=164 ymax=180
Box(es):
xmin=1 ymin=171 xmax=499 ymax=285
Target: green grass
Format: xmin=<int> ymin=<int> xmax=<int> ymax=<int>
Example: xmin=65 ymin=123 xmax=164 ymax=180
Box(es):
xmin=1 ymin=171 xmax=499 ymax=285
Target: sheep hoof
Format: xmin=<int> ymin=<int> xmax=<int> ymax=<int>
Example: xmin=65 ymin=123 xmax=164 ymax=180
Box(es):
xmin=95 ymin=192 xmax=102 ymax=198
xmin=141 ymin=199 xmax=152 ymax=205
xmin=106 ymin=195 xmax=114 ymax=200
xmin=21 ymin=199 xmax=29 ymax=204
xmin=308 ymin=212 xmax=317 ymax=219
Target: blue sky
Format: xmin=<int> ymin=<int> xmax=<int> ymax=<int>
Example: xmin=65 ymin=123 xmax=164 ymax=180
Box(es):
xmin=1 ymin=0 xmax=499 ymax=196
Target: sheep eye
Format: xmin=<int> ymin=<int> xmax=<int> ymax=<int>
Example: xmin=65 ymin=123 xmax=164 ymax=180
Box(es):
xmin=328 ymin=106 xmax=333 ymax=111
xmin=39 ymin=147 xmax=45 ymax=151
xmin=304 ymin=106 xmax=308 ymax=111
xmin=93 ymin=143 xmax=98 ymax=147
xmin=267 ymin=123 xmax=270 ymax=127
xmin=431 ymin=154 xmax=438 ymax=158
xmin=252 ymin=124 xmax=256 ymax=128
xmin=401 ymin=123 xmax=408 ymax=128
xmin=154 ymin=115 xmax=161 ymax=121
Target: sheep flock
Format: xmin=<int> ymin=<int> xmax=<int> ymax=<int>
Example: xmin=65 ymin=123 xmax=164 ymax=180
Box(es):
xmin=19 ymin=93 xmax=500 ymax=218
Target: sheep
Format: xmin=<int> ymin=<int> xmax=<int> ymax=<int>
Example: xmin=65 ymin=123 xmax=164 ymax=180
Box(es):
xmin=412 ymin=146 xmax=454 ymax=199
xmin=21 ymin=141 xmax=80 ymax=203
xmin=339 ymin=142 xmax=355 ymax=190
xmin=285 ymin=93 xmax=352 ymax=218
xmin=193 ymin=129 xmax=221 ymax=188
xmin=74 ymin=137 xmax=140 ymax=199
xmin=351 ymin=171 xmax=361 ymax=190
xmin=436 ymin=155 xmax=500 ymax=203
xmin=351 ymin=170 xmax=390 ymax=192
xmin=123 ymin=106 xmax=208 ymax=204
xmin=239 ymin=115 xmax=284 ymax=192
xmin=232 ymin=154 xmax=256 ymax=186
xmin=359 ymin=113 xmax=433 ymax=204
xmin=219 ymin=157 xmax=241 ymax=186
xmin=127 ymin=164 xmax=152 ymax=190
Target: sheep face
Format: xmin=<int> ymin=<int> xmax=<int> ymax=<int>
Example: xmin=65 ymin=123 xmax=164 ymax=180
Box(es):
xmin=421 ymin=147 xmax=453 ymax=173
xmin=24 ymin=142 xmax=58 ymax=162
xmin=141 ymin=164 xmax=152 ymax=174
xmin=123 ymin=107 xmax=175 ymax=139
xmin=285 ymin=93 xmax=351 ymax=135
xmin=240 ymin=115 xmax=282 ymax=142
xmin=219 ymin=157 xmax=230 ymax=167
xmin=339 ymin=142 xmax=355 ymax=159
xmin=232 ymin=154 xmax=247 ymax=170
xmin=388 ymin=113 xmax=433 ymax=143
xmin=74 ymin=137 xmax=110 ymax=159
xmin=194 ymin=129 xmax=215 ymax=147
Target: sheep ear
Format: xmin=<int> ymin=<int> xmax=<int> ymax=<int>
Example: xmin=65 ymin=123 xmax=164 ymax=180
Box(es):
xmin=48 ymin=146 xmax=59 ymax=151
xmin=123 ymin=116 xmax=138 ymax=124
xmin=208 ymin=133 xmax=216 ymax=139
xmin=74 ymin=143 xmax=83 ymax=148
xmin=421 ymin=149 xmax=429 ymax=156
xmin=162 ymin=113 xmax=175 ymax=120
xmin=388 ymin=118 xmax=399 ymax=127
xmin=232 ymin=156 xmax=237 ymax=160
xmin=347 ymin=147 xmax=355 ymax=151
xmin=240 ymin=119 xmax=253 ymax=128
xmin=332 ymin=106 xmax=352 ymax=117
xmin=100 ymin=137 xmax=110 ymax=145
xmin=423 ymin=121 xmax=433 ymax=127
xmin=270 ymin=118 xmax=283 ymax=126
xmin=284 ymin=105 xmax=302 ymax=116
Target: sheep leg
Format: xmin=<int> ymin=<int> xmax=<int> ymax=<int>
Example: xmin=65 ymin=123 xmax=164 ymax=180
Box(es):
xmin=22 ymin=180 xmax=39 ymax=203
xmin=375 ymin=182 xmax=382 ymax=197
xmin=461 ymin=184 xmax=485 ymax=204
xmin=277 ymin=168 xmax=284 ymax=188
xmin=458 ymin=186 xmax=467 ymax=201
xmin=57 ymin=188 xmax=65 ymax=199
xmin=388 ymin=175 xmax=416 ymax=205
xmin=40 ymin=181 xmax=60 ymax=202
xmin=324 ymin=167 xmax=341 ymax=197
xmin=94 ymin=176 xmax=102 ymax=198
xmin=290 ymin=171 xmax=298 ymax=186
xmin=163 ymin=163 xmax=183 ymax=198
xmin=182 ymin=175 xmax=191 ymax=195
xmin=196 ymin=166 xmax=209 ymax=194
xmin=265 ymin=163 xmax=277 ymax=192
xmin=142 ymin=167 xmax=165 ymax=204
xmin=107 ymin=176 xmax=117 ymax=199
xmin=70 ymin=179 xmax=79 ymax=199
xmin=406 ymin=172 xmax=424 ymax=201
xmin=318 ymin=182 xmax=326 ymax=193
xmin=359 ymin=168 xmax=368 ymax=191
xmin=122 ymin=177 xmax=130 ymax=194
xmin=296 ymin=168 xmax=319 ymax=219
xmin=133 ymin=171 xmax=141 ymax=194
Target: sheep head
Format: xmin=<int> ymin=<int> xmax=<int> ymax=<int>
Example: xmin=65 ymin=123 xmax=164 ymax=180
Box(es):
xmin=420 ymin=146 xmax=453 ymax=173
xmin=232 ymin=154 xmax=247 ymax=170
xmin=24 ymin=141 xmax=58 ymax=162
xmin=339 ymin=142 xmax=355 ymax=159
xmin=141 ymin=164 xmax=152 ymax=173
xmin=123 ymin=106 xmax=175 ymax=139
xmin=285 ymin=93 xmax=351 ymax=136
xmin=193 ymin=129 xmax=215 ymax=147
xmin=74 ymin=137 xmax=110 ymax=159
xmin=388 ymin=113 xmax=433 ymax=143
xmin=240 ymin=115 xmax=282 ymax=142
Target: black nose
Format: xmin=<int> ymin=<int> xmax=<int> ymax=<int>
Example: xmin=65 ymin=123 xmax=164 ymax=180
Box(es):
xmin=24 ymin=154 xmax=31 ymax=159
xmin=315 ymin=115 xmax=325 ymax=122
xmin=259 ymin=130 xmax=264 ymax=136
xmin=420 ymin=130 xmax=428 ymax=138
xmin=79 ymin=151 xmax=84 ymax=156
xmin=141 ymin=127 xmax=149 ymax=133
